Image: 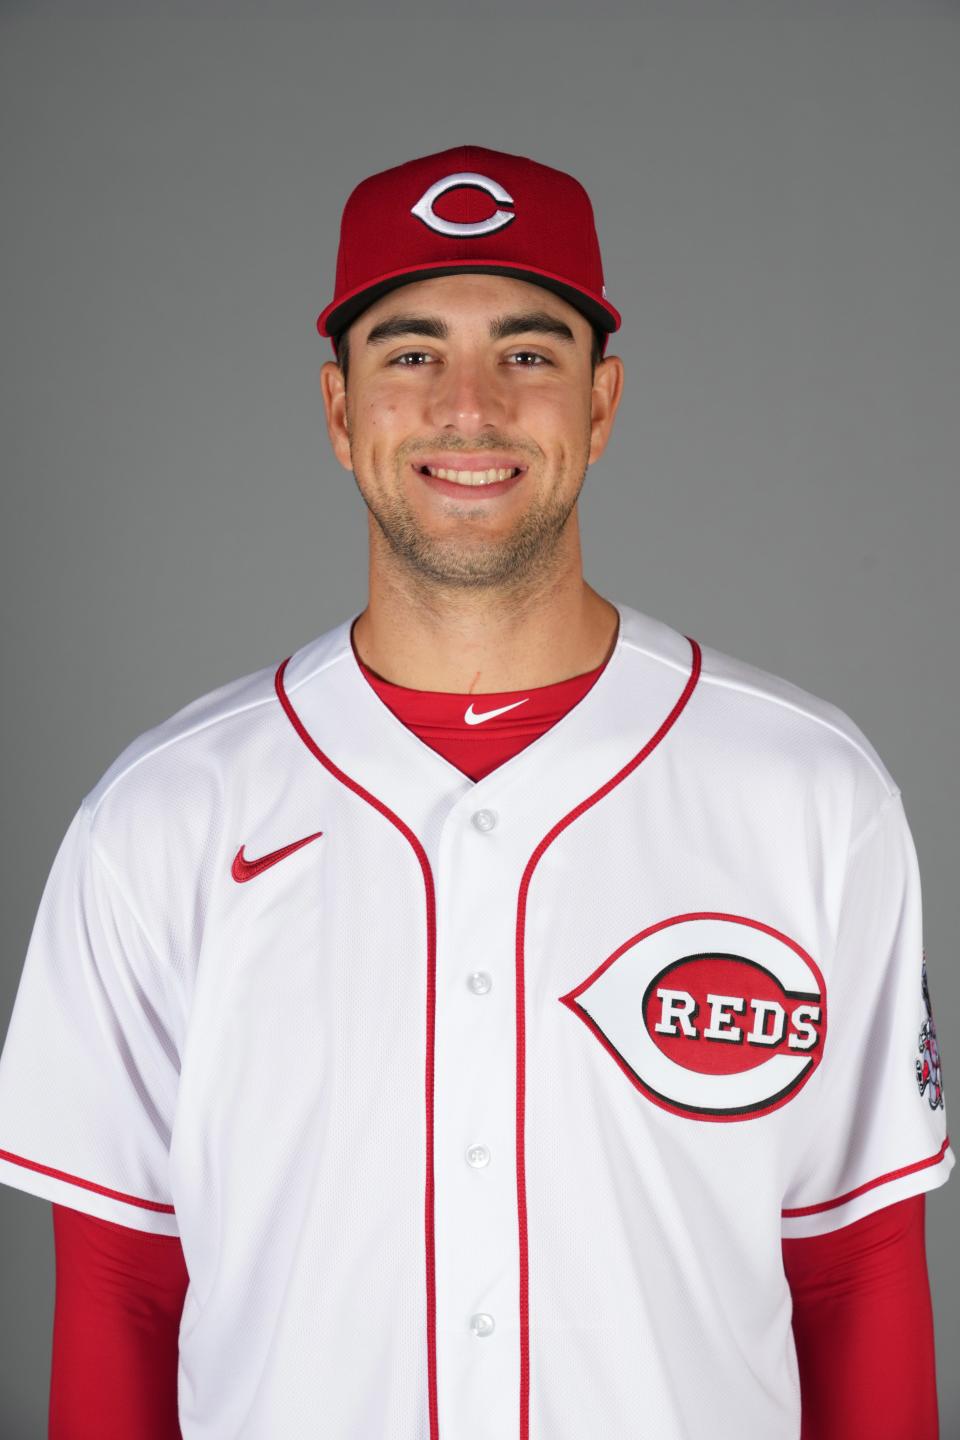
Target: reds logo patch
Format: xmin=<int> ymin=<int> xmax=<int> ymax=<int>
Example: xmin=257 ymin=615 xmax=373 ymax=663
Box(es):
xmin=916 ymin=952 xmax=944 ymax=1110
xmin=559 ymin=912 xmax=826 ymax=1123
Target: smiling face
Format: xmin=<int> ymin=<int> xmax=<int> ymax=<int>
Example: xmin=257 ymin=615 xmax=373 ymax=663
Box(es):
xmin=320 ymin=272 xmax=623 ymax=593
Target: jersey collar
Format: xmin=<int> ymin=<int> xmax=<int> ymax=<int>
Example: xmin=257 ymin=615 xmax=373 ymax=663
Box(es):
xmin=276 ymin=599 xmax=701 ymax=850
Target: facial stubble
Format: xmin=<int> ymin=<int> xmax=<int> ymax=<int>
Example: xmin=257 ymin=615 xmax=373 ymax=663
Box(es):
xmin=347 ymin=423 xmax=592 ymax=592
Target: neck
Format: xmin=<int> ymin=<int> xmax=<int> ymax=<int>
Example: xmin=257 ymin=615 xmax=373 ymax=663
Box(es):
xmin=352 ymin=570 xmax=620 ymax=695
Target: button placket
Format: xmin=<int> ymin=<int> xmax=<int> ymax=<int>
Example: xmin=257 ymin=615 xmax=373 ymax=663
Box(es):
xmin=466 ymin=808 xmax=495 ymax=1335
xmin=432 ymin=796 xmax=519 ymax=1432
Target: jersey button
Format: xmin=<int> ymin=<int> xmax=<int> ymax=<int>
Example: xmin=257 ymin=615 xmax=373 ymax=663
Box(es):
xmin=471 ymin=808 xmax=498 ymax=832
xmin=470 ymin=1313 xmax=495 ymax=1338
xmin=467 ymin=971 xmax=492 ymax=995
xmin=466 ymin=1143 xmax=490 ymax=1168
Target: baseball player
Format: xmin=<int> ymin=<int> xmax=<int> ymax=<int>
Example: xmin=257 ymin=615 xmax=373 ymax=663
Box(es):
xmin=0 ymin=144 xmax=952 ymax=1439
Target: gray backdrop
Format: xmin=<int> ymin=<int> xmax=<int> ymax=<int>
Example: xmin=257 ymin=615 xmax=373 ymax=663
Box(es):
xmin=2 ymin=1 xmax=957 ymax=1433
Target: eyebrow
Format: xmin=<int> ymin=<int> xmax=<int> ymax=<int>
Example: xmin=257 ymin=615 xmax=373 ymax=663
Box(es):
xmin=364 ymin=310 xmax=577 ymax=347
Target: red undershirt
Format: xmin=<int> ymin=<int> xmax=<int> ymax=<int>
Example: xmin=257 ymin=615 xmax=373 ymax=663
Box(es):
xmin=48 ymin=646 xmax=939 ymax=1438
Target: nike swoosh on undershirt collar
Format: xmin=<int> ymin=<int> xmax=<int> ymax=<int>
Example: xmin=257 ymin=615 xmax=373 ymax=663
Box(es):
xmin=463 ymin=698 xmax=530 ymax=726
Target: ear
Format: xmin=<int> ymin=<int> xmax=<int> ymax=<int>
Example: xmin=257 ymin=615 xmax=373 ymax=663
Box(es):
xmin=320 ymin=361 xmax=353 ymax=472
xmin=587 ymin=355 xmax=625 ymax=467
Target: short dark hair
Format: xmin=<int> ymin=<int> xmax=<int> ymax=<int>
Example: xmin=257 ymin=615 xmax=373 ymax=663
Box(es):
xmin=334 ymin=322 xmax=605 ymax=388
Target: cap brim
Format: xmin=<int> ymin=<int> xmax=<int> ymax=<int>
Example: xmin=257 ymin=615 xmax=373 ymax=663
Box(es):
xmin=317 ymin=261 xmax=621 ymax=347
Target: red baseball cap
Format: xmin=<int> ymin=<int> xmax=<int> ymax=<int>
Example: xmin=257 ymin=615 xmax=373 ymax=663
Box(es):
xmin=316 ymin=144 xmax=621 ymax=355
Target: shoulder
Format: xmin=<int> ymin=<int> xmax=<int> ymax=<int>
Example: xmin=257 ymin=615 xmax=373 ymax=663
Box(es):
xmin=616 ymin=601 xmax=899 ymax=836
xmin=80 ymin=612 xmax=355 ymax=872
xmin=76 ymin=655 xmax=278 ymax=883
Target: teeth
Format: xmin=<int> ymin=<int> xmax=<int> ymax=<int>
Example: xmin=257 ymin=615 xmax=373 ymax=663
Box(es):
xmin=424 ymin=466 xmax=519 ymax=486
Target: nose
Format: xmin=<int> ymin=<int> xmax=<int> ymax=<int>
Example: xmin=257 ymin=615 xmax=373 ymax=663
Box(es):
xmin=426 ymin=352 xmax=507 ymax=437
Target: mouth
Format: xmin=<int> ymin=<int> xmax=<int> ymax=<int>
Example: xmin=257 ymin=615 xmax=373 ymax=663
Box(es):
xmin=412 ymin=457 xmax=527 ymax=498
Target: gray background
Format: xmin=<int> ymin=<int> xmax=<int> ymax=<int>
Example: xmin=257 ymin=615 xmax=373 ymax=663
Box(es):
xmin=2 ymin=0 xmax=957 ymax=1433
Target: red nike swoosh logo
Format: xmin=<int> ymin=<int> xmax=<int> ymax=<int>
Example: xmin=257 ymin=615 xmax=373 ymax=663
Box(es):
xmin=231 ymin=831 xmax=323 ymax=883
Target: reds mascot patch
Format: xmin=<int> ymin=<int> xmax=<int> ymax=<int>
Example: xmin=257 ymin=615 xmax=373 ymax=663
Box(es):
xmin=916 ymin=952 xmax=944 ymax=1111
xmin=560 ymin=912 xmax=826 ymax=1123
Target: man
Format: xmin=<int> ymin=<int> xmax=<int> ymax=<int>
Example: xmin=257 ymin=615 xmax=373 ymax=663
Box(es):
xmin=0 ymin=144 xmax=952 ymax=1439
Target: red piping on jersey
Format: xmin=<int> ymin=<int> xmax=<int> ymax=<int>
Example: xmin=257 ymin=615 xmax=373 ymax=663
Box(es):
xmin=0 ymin=1147 xmax=175 ymax=1214
xmin=275 ymin=638 xmax=702 ymax=1440
xmin=273 ymin=657 xmax=442 ymax=1440
xmin=514 ymin=635 xmax=702 ymax=1440
xmin=781 ymin=1135 xmax=951 ymax=1218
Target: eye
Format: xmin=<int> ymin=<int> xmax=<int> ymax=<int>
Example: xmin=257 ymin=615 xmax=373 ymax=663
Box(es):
xmin=388 ymin=349 xmax=552 ymax=368
xmin=390 ymin=351 xmax=435 ymax=367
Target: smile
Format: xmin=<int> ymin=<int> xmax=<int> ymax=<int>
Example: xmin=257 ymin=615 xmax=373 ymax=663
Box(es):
xmin=416 ymin=464 xmax=524 ymax=487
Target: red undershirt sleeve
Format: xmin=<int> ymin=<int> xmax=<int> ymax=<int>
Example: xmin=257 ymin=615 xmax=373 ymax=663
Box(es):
xmin=782 ymin=1193 xmax=939 ymax=1439
xmin=49 ymin=1202 xmax=188 ymax=1440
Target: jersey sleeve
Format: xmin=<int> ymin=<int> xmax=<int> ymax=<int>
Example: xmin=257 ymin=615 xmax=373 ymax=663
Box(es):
xmin=781 ymin=788 xmax=954 ymax=1237
xmin=0 ymin=801 xmax=181 ymax=1235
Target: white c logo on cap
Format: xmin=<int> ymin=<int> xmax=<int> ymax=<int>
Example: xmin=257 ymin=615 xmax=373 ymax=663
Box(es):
xmin=411 ymin=172 xmax=516 ymax=238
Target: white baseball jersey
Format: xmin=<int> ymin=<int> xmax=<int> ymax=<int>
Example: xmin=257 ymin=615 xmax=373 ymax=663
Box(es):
xmin=0 ymin=600 xmax=952 ymax=1439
